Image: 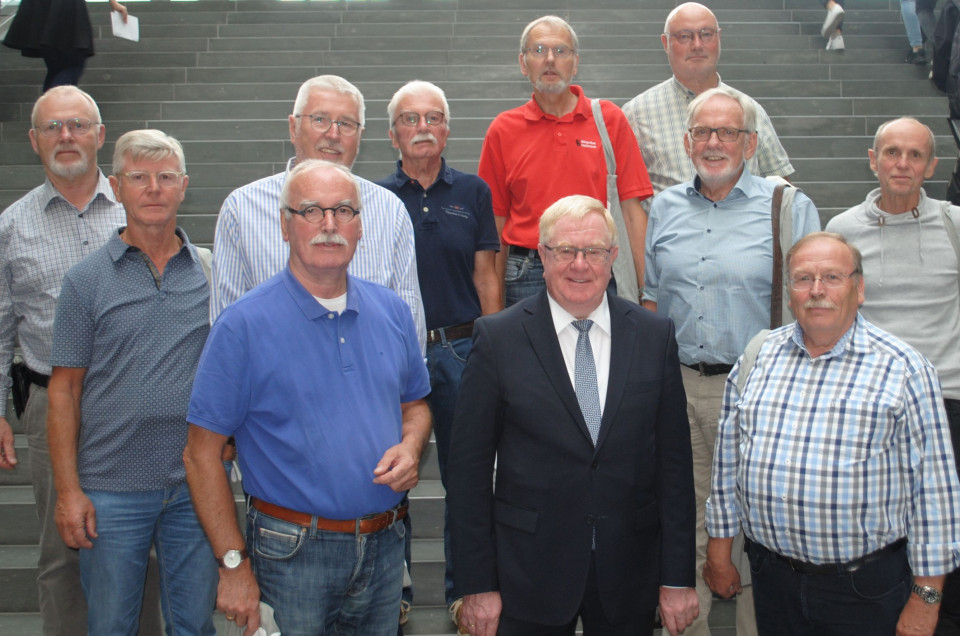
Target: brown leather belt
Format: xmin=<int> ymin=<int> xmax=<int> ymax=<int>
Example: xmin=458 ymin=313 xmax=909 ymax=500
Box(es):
xmin=251 ymin=498 xmax=407 ymax=535
xmin=427 ymin=321 xmax=474 ymax=345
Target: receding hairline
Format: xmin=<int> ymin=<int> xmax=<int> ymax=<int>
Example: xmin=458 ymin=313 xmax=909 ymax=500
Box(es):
xmin=872 ymin=117 xmax=937 ymax=163
xmin=664 ymin=2 xmax=719 ymax=33
xmin=31 ymin=86 xmax=101 ymax=128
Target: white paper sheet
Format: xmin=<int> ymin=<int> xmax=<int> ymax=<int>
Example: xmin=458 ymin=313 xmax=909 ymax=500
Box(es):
xmin=111 ymin=11 xmax=139 ymax=42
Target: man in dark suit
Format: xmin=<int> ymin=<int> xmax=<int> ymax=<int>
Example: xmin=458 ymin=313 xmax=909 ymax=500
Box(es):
xmin=447 ymin=195 xmax=698 ymax=635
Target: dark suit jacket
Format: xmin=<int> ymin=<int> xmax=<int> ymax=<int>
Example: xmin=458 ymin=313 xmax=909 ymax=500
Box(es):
xmin=447 ymin=290 xmax=695 ymax=626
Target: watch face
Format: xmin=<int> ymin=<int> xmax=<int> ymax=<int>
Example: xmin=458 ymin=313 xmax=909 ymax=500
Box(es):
xmin=223 ymin=550 xmax=242 ymax=568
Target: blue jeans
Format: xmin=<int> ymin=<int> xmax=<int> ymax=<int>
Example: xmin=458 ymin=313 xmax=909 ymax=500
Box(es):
xmin=248 ymin=506 xmax=405 ymax=636
xmin=80 ymin=484 xmax=217 ymax=636
xmin=901 ymin=0 xmax=923 ymax=47
xmin=428 ymin=334 xmax=472 ymax=606
xmin=748 ymin=540 xmax=911 ymax=635
xmin=504 ymin=250 xmax=544 ymax=307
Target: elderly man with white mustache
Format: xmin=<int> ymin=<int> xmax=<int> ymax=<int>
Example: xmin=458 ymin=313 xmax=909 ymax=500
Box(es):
xmin=210 ymin=75 xmax=425 ymax=354
xmin=643 ymin=86 xmax=820 ymax=635
xmin=705 ymin=231 xmax=960 ymax=636
xmin=376 ymin=80 xmax=501 ymax=630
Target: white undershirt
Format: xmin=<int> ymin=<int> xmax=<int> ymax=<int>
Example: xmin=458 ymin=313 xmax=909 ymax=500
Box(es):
xmin=313 ymin=292 xmax=347 ymax=314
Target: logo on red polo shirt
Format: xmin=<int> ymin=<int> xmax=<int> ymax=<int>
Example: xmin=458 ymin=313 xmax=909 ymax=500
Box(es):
xmin=576 ymin=139 xmax=598 ymax=149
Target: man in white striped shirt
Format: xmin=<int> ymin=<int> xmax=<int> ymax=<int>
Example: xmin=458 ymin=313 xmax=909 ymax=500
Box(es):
xmin=211 ymin=75 xmax=426 ymax=351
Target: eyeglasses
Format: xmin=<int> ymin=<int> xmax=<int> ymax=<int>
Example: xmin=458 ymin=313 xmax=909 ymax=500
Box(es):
xmin=688 ymin=126 xmax=752 ymax=143
xmin=394 ymin=111 xmax=446 ymax=128
xmin=294 ymin=114 xmax=361 ymax=137
xmin=542 ymin=244 xmax=612 ymax=265
xmin=788 ymin=271 xmax=859 ymax=291
xmin=284 ymin=204 xmax=360 ymax=224
xmin=666 ymin=28 xmax=719 ymax=45
xmin=524 ymin=44 xmax=576 ymax=59
xmin=115 ymin=171 xmax=184 ymax=188
xmin=35 ymin=119 xmax=99 ymax=138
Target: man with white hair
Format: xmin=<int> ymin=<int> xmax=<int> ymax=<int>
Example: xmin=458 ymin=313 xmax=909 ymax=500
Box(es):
xmin=479 ymin=15 xmax=653 ymax=306
xmin=48 ymin=129 xmax=217 ymax=635
xmin=376 ymin=80 xmax=501 ymax=627
xmin=622 ymin=2 xmax=793 ymax=208
xmin=211 ymin=75 xmax=425 ymax=350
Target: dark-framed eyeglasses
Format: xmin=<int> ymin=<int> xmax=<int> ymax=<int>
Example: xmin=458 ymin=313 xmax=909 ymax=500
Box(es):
xmin=35 ymin=118 xmax=99 ymax=138
xmin=688 ymin=126 xmax=752 ymax=143
xmin=294 ymin=114 xmax=361 ymax=137
xmin=284 ymin=204 xmax=360 ymax=224
xmin=524 ymin=44 xmax=576 ymax=59
xmin=115 ymin=171 xmax=185 ymax=189
xmin=666 ymin=28 xmax=720 ymax=45
xmin=394 ymin=111 xmax=446 ymax=128
xmin=788 ymin=271 xmax=859 ymax=291
xmin=542 ymin=244 xmax=613 ymax=265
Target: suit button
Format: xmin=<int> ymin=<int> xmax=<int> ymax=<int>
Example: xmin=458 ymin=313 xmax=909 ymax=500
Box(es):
xmin=585 ymin=515 xmax=594 ymax=525
xmin=591 ymin=461 xmax=599 ymax=470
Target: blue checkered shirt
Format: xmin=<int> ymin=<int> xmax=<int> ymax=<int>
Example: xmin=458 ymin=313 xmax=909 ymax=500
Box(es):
xmin=0 ymin=174 xmax=124 ymax=413
xmin=211 ymin=158 xmax=426 ymax=352
xmin=706 ymin=314 xmax=960 ymax=576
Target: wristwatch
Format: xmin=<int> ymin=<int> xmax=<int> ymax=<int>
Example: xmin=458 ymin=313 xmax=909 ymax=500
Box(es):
xmin=218 ymin=548 xmax=249 ymax=570
xmin=912 ymin=583 xmax=943 ymax=605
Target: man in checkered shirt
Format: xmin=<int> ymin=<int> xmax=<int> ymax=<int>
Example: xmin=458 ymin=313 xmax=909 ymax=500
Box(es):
xmin=705 ymin=232 xmax=960 ymax=636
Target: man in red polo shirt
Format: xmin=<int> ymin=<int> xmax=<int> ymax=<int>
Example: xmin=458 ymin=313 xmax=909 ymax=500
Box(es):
xmin=479 ymin=15 xmax=653 ymax=307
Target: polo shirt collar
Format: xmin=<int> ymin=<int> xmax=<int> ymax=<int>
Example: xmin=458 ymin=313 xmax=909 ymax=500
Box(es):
xmin=522 ymin=84 xmax=590 ymax=122
xmin=281 ymin=267 xmax=360 ymax=321
xmin=390 ymin=157 xmax=452 ymax=189
xmin=106 ymin=226 xmax=194 ymax=263
xmin=670 ymin=73 xmax=724 ymax=100
xmin=687 ymin=165 xmax=753 ymax=203
xmin=42 ymin=170 xmax=117 ymax=212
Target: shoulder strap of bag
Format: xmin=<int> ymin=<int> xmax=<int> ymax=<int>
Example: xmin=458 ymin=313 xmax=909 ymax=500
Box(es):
xmin=737 ymin=329 xmax=771 ymax=395
xmin=591 ymin=98 xmax=616 ymax=175
xmin=940 ymin=201 xmax=960 ymax=300
xmin=770 ymin=184 xmax=786 ymax=329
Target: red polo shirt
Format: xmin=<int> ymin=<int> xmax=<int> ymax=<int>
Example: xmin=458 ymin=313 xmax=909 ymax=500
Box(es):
xmin=478 ymin=85 xmax=653 ymax=249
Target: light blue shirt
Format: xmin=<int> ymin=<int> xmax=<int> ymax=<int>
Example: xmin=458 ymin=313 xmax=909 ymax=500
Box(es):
xmin=211 ymin=158 xmax=426 ymax=352
xmin=644 ymin=168 xmax=821 ymax=365
xmin=708 ymin=315 xmax=960 ymax=576
xmin=0 ymin=173 xmax=123 ymax=412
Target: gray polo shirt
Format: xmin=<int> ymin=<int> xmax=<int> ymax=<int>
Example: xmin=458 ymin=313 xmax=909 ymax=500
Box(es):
xmin=51 ymin=228 xmax=210 ymax=491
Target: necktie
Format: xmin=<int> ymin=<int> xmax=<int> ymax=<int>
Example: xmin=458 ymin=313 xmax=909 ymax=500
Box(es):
xmin=572 ymin=319 xmax=601 ymax=445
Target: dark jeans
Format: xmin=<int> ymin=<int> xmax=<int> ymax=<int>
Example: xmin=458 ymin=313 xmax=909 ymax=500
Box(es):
xmin=497 ymin=553 xmax=654 ymax=636
xmin=936 ymin=398 xmax=960 ymax=635
xmin=748 ymin=540 xmax=911 ymax=635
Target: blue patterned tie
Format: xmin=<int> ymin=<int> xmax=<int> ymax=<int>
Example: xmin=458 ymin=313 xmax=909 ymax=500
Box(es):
xmin=573 ymin=319 xmax=602 ymax=445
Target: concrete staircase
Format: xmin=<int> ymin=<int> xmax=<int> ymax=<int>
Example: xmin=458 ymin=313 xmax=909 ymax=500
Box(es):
xmin=0 ymin=0 xmax=949 ymax=634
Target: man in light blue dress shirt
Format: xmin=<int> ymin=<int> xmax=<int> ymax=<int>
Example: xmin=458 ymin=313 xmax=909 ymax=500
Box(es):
xmin=211 ymin=75 xmax=425 ymax=352
xmin=643 ymin=86 xmax=820 ymax=636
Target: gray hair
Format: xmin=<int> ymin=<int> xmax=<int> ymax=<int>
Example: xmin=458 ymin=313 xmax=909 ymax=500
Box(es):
xmin=387 ymin=80 xmax=451 ymax=132
xmin=872 ymin=117 xmax=937 ymax=163
xmin=539 ymin=195 xmax=618 ymax=247
xmin=785 ymin=231 xmax=863 ymax=281
xmin=31 ymin=85 xmax=101 ymax=128
xmin=280 ymin=159 xmax=359 ymax=219
xmin=685 ymin=86 xmax=757 ymax=133
xmin=112 ymin=129 xmax=186 ymax=175
xmin=292 ymin=75 xmax=366 ymax=128
xmin=520 ymin=15 xmax=579 ymax=53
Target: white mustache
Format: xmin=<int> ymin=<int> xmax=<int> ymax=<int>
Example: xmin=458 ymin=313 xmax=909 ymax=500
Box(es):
xmin=411 ymin=133 xmax=437 ymax=144
xmin=803 ymin=300 xmax=838 ymax=310
xmin=310 ymin=233 xmax=348 ymax=246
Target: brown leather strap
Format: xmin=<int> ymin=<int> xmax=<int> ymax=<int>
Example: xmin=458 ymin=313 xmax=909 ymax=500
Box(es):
xmin=771 ymin=184 xmax=787 ymax=329
xmin=251 ymin=498 xmax=407 ymax=535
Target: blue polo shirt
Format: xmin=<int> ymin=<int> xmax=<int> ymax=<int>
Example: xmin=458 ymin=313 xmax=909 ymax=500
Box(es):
xmin=50 ymin=229 xmax=210 ymax=491
xmin=187 ymin=268 xmax=430 ymax=520
xmin=377 ymin=159 xmax=500 ymax=330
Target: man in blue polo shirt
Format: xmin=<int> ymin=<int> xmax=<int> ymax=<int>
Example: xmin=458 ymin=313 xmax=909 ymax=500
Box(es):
xmin=184 ymin=159 xmax=432 ymax=636
xmin=47 ymin=129 xmax=217 ymax=635
xmin=376 ymin=80 xmax=501 ymax=627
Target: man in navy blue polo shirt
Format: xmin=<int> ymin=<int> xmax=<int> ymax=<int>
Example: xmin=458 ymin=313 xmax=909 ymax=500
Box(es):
xmin=377 ymin=80 xmax=501 ymax=627
xmin=47 ymin=129 xmax=217 ymax=635
xmin=184 ymin=160 xmax=432 ymax=636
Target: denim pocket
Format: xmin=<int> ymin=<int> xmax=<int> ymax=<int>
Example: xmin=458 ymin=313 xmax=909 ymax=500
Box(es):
xmin=503 ymin=253 xmax=528 ymax=283
xmin=252 ymin=517 xmax=306 ymax=561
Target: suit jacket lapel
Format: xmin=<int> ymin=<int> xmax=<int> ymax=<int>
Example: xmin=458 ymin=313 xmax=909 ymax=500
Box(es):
xmin=522 ymin=292 xmax=595 ymax=445
xmin=595 ymin=295 xmax=636 ymax=450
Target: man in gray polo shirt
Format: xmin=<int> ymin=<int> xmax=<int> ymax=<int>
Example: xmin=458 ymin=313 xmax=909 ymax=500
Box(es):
xmin=47 ymin=130 xmax=217 ymax=634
